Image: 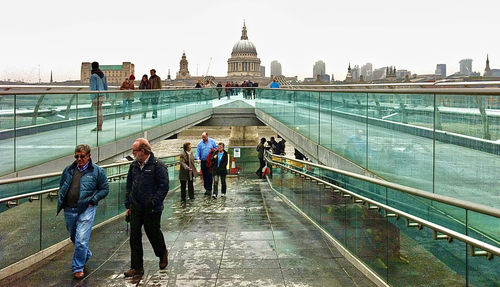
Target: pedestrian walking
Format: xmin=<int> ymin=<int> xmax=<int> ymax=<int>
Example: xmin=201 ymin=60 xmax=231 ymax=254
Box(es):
xmin=57 ymin=144 xmax=109 ymax=279
xmin=211 ymin=142 xmax=228 ymax=199
xmin=138 ymin=74 xmax=151 ymax=118
xmin=89 ymin=62 xmax=108 ymax=131
xmin=124 ymin=138 xmax=169 ymax=277
xmin=149 ymin=69 xmax=162 ymax=119
xmin=179 ymin=142 xmax=198 ymax=202
xmin=195 ymin=132 xmax=218 ymax=196
xmin=120 ymin=75 xmax=135 ymax=120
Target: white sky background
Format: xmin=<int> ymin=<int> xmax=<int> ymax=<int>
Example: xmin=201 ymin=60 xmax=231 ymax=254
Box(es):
xmin=0 ymin=0 xmax=498 ymax=82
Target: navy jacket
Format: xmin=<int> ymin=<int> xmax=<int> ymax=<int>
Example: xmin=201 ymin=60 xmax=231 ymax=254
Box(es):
xmin=57 ymin=159 xmax=109 ymax=215
xmin=211 ymin=150 xmax=228 ymax=176
xmin=125 ymin=153 xmax=169 ymax=213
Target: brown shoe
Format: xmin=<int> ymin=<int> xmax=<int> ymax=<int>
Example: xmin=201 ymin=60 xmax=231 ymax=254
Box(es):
xmin=124 ymin=268 xmax=144 ymax=278
xmin=159 ymin=250 xmax=168 ymax=269
xmin=73 ymin=271 xmax=84 ymax=279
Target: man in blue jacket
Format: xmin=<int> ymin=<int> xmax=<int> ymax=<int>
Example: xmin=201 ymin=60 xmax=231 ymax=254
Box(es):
xmin=124 ymin=138 xmax=169 ymax=277
xmin=195 ymin=132 xmax=218 ymax=196
xmin=89 ymin=61 xmax=108 ymax=131
xmin=57 ymin=144 xmax=109 ymax=279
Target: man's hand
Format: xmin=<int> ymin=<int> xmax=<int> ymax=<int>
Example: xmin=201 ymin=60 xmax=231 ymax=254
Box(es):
xmin=126 ymin=209 xmax=131 ymax=215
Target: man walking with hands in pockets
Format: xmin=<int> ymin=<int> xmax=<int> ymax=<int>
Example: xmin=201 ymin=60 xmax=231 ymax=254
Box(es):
xmin=124 ymin=138 xmax=169 ymax=277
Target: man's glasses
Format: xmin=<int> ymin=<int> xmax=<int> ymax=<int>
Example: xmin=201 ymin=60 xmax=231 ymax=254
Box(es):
xmin=74 ymin=154 xmax=87 ymax=159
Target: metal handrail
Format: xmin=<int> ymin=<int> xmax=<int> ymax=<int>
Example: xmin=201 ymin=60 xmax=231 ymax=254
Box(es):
xmin=285 ymin=80 xmax=500 ymax=88
xmin=267 ymin=152 xmax=500 ymax=218
xmin=0 ymin=86 xmax=219 ymax=96
xmin=2 ymin=86 xmax=500 ymax=96
xmin=267 ymin=156 xmax=500 ymax=259
xmin=0 ymin=161 xmax=179 ymax=204
xmin=0 ymin=154 xmax=181 ymax=185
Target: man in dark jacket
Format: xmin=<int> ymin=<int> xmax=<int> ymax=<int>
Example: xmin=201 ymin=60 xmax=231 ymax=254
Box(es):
xmin=149 ymin=69 xmax=162 ymax=119
xmin=124 ymin=138 xmax=169 ymax=277
xmin=211 ymin=142 xmax=228 ymax=199
xmin=57 ymin=144 xmax=109 ymax=279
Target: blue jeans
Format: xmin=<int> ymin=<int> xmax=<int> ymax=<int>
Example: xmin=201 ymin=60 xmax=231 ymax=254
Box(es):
xmin=64 ymin=206 xmax=96 ymax=273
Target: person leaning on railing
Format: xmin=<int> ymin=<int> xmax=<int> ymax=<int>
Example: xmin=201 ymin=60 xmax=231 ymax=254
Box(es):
xmin=56 ymin=144 xmax=109 ymax=279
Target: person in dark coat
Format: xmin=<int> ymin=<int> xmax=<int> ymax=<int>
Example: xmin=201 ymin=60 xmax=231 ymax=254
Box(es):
xmin=211 ymin=142 xmax=228 ymax=199
xmin=138 ymin=74 xmax=151 ymax=119
xmin=124 ymin=138 xmax=169 ymax=277
xmin=256 ymin=137 xmax=266 ymax=178
xmin=179 ymin=142 xmax=198 ymax=202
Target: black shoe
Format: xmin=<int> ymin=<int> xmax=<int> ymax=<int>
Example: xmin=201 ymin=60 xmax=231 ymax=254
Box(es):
xmin=124 ymin=268 xmax=144 ymax=277
xmin=212 ymin=194 xmax=217 ymax=199
xmin=159 ymin=250 xmax=168 ymax=269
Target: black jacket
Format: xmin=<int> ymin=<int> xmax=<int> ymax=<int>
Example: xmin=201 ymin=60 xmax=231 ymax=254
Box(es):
xmin=125 ymin=153 xmax=169 ymax=213
xmin=211 ymin=150 xmax=228 ymax=176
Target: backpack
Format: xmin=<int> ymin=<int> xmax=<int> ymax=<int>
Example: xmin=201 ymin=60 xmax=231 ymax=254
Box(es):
xmin=206 ymin=148 xmax=216 ymax=168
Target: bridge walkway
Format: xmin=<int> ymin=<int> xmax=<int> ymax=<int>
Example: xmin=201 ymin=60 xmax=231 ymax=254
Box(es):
xmin=1 ymin=176 xmax=374 ymax=287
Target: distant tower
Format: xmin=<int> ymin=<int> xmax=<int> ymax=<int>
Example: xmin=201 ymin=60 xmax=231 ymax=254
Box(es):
xmin=177 ymin=51 xmax=190 ymax=79
xmin=484 ymin=54 xmax=492 ymax=77
xmin=344 ymin=63 xmax=353 ymax=83
xmin=50 ymin=70 xmax=53 ymax=83
xmin=459 ymin=59 xmax=473 ymax=76
xmin=167 ymin=69 xmax=171 ymax=80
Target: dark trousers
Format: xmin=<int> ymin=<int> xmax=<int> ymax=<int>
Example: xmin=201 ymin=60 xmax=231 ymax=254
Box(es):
xmin=257 ymin=158 xmax=265 ymax=178
xmin=129 ymin=210 xmax=166 ymax=270
xmin=213 ymin=174 xmax=226 ymax=196
xmin=200 ymin=160 xmax=213 ymax=193
xmin=180 ymin=180 xmax=194 ymax=200
xmin=140 ymin=99 xmax=149 ymax=118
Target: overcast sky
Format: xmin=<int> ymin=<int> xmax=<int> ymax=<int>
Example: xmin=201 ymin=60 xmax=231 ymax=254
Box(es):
xmin=1 ymin=0 xmax=498 ymax=82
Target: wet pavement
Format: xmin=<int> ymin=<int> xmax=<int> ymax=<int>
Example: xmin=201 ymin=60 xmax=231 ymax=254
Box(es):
xmin=2 ymin=176 xmax=375 ymax=287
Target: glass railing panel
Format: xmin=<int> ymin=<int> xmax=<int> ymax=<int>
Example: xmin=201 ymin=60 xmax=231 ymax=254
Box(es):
xmin=294 ymin=90 xmax=311 ymax=139
xmin=15 ymin=94 xmax=76 ymax=172
xmin=309 ymin=92 xmax=320 ymax=144
xmin=329 ymin=93 xmax=368 ymax=168
xmin=0 ymin=94 xmax=15 ymax=131
xmin=333 ymin=92 xmax=367 ymax=117
xmin=116 ymin=91 xmax=142 ymax=138
xmin=97 ymin=92 xmax=117 ymax=145
xmin=141 ymin=91 xmax=161 ymax=130
xmin=0 ymin=197 xmax=41 ymax=269
xmin=467 ymin=211 xmax=500 ymax=287
xmin=1 ymin=137 xmax=14 ymax=176
xmin=41 ymin=193 xmax=66 ymax=249
xmin=76 ymin=93 xmax=97 ymax=148
xmin=386 ymin=187 xmax=467 ymax=286
xmin=319 ymin=92 xmax=333 ymax=150
xmin=435 ymin=94 xmax=499 ymax=210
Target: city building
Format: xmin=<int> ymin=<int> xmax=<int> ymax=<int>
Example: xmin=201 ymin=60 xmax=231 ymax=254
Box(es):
xmin=227 ymin=21 xmax=261 ymax=78
xmin=351 ymin=65 xmax=360 ymax=81
xmin=484 ymin=55 xmax=492 ymax=77
xmin=270 ymin=60 xmax=282 ymax=77
xmin=435 ymin=64 xmax=446 ymax=78
xmin=81 ymin=62 xmax=134 ymax=84
xmin=360 ymin=63 xmax=373 ymax=82
xmin=177 ymin=51 xmax=190 ymax=79
xmin=260 ymin=66 xmax=265 ymax=77
xmin=459 ymin=59 xmax=473 ymax=76
xmin=344 ymin=63 xmax=353 ymax=83
xmin=372 ymin=67 xmax=387 ymax=81
xmin=396 ymin=69 xmax=411 ymax=80
xmin=313 ymin=60 xmax=326 ymax=78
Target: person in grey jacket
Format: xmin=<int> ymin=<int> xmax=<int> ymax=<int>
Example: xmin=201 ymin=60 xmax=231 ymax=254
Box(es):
xmin=57 ymin=144 xmax=109 ymax=279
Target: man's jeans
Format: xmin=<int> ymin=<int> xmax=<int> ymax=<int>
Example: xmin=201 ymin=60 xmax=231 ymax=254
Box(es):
xmin=64 ymin=206 xmax=96 ymax=273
